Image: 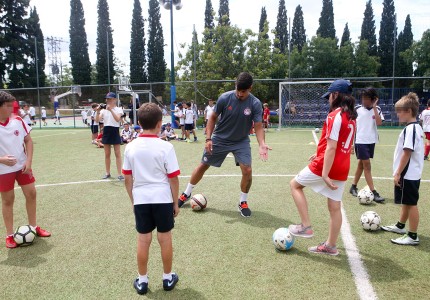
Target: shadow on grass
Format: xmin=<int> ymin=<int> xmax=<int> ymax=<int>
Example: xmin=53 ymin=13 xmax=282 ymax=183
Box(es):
xmin=145 ymin=287 xmax=207 ymax=300
xmin=291 ymin=246 xmax=411 ymax=282
xmin=0 ymin=238 xmax=53 ymax=268
xmin=204 ymin=207 xmax=292 ymax=229
xmin=416 ymin=234 xmax=430 ymax=253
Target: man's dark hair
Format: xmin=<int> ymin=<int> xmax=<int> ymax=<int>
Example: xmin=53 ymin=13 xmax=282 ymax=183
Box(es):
xmin=236 ymin=72 xmax=253 ymax=90
xmin=0 ymin=91 xmax=15 ymax=107
xmin=361 ymin=87 xmax=378 ymax=101
xmin=138 ymin=103 xmax=162 ymax=130
xmin=186 ymin=102 xmax=191 ymax=107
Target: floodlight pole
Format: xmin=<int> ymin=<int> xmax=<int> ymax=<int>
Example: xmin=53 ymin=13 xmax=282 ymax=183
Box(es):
xmin=160 ymin=0 xmax=182 ymax=128
xmin=34 ymin=37 xmax=42 ymax=129
xmin=391 ymin=14 xmax=397 ymax=126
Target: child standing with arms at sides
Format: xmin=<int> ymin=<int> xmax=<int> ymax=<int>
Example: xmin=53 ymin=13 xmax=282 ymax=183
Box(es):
xmin=90 ymin=103 xmax=99 ymax=144
xmin=41 ymin=106 xmax=47 ymax=126
xmin=184 ymin=102 xmax=197 ymax=142
xmin=122 ymin=103 xmax=180 ymax=295
xmin=288 ymin=80 xmax=357 ymax=255
xmin=0 ymin=91 xmax=51 ymax=248
xmin=349 ymin=87 xmax=385 ymax=202
xmin=419 ymin=99 xmax=430 ymax=160
xmin=54 ymin=108 xmax=61 ymax=125
xmin=263 ymin=103 xmax=270 ymax=132
xmin=382 ymin=93 xmax=424 ymax=245
xmin=95 ymin=92 xmax=124 ymax=180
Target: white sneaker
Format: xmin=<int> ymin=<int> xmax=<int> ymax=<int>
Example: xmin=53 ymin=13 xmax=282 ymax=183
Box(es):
xmin=391 ymin=234 xmax=419 ymax=246
xmin=381 ymin=224 xmax=406 ymax=235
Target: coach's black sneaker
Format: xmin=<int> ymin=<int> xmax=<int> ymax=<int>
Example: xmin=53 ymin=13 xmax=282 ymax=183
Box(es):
xmin=349 ymin=185 xmax=358 ymax=197
xmin=133 ymin=278 xmax=148 ymax=295
xmin=178 ymin=193 xmax=190 ymax=208
xmin=372 ymin=190 xmax=385 ymax=203
xmin=163 ymin=273 xmax=179 ymax=291
xmin=238 ymin=202 xmax=252 ymax=217
xmin=102 ymin=174 xmax=111 ymax=179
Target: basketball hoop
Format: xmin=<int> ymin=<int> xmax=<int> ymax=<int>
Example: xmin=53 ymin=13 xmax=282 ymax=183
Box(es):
xmin=118 ymin=76 xmax=131 ymax=91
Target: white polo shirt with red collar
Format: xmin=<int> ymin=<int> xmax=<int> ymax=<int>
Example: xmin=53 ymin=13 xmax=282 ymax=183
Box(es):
xmin=0 ymin=116 xmax=31 ymax=175
xmin=122 ymin=134 xmax=180 ymax=205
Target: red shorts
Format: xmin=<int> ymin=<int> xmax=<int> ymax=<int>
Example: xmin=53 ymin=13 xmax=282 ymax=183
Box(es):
xmin=425 ymin=132 xmax=430 ymax=140
xmin=0 ymin=170 xmax=35 ymax=192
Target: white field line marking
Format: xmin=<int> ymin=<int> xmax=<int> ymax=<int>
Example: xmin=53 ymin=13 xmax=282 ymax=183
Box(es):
xmin=25 ymin=174 xmax=430 ymax=190
xmin=311 ymin=129 xmax=378 ymax=300
xmin=341 ymin=205 xmax=378 ymax=300
xmin=32 ymin=132 xmax=77 ymax=138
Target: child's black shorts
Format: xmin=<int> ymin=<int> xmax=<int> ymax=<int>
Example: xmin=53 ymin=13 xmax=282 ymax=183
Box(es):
xmin=394 ymin=178 xmax=420 ymax=206
xmin=134 ymin=203 xmax=174 ymax=234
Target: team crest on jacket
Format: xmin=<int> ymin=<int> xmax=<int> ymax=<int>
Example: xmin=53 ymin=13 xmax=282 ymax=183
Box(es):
xmin=244 ymin=108 xmax=251 ymax=115
xmin=14 ymin=130 xmax=19 ymax=136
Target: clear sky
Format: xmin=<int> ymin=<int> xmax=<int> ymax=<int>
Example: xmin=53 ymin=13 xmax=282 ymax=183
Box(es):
xmin=30 ymin=0 xmax=429 ymax=76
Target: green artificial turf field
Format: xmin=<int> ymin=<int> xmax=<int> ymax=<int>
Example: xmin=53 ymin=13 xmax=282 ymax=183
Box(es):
xmin=0 ymin=128 xmax=429 ymax=299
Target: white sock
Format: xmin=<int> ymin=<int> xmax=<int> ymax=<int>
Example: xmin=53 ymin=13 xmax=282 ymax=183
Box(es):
xmin=138 ymin=274 xmax=148 ymax=284
xmin=163 ymin=273 xmax=172 ymax=281
xmin=240 ymin=192 xmax=248 ymax=203
xmin=184 ymin=183 xmax=196 ymax=196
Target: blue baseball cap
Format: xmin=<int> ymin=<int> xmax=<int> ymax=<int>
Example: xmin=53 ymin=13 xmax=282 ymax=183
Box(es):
xmin=322 ymin=79 xmax=352 ymax=99
xmin=105 ymin=92 xmax=117 ymax=99
xmin=134 ymin=125 xmax=141 ymax=130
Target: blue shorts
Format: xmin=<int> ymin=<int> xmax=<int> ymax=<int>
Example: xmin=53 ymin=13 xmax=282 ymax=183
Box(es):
xmin=202 ymin=138 xmax=251 ymax=167
xmin=134 ymin=203 xmax=174 ymax=233
xmin=355 ymin=143 xmax=375 ymax=160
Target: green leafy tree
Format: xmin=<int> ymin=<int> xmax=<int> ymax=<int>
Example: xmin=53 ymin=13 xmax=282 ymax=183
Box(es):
xmin=129 ymin=0 xmax=146 ymax=84
xmin=0 ymin=1 xmax=5 ymax=82
xmin=274 ymin=0 xmax=288 ymax=54
xmin=338 ymin=41 xmax=354 ymax=77
xmin=289 ymin=45 xmax=311 ymax=78
xmin=308 ymin=36 xmax=339 ymax=78
xmin=378 ymin=0 xmax=397 ymax=78
xmin=317 ymin=0 xmax=336 ymax=39
xmin=412 ymin=30 xmax=430 ymax=89
xmin=291 ymin=5 xmax=306 ymax=52
xmin=95 ymin=0 xmax=115 ymax=85
xmin=218 ymin=0 xmax=230 ymax=26
xmin=2 ymin=0 xmax=32 ymax=88
xmin=203 ymin=0 xmax=215 ymax=42
xmin=340 ymin=23 xmax=350 ymax=47
xmin=258 ymin=7 xmax=268 ymax=40
xmin=353 ymin=40 xmax=380 ymax=78
xmin=27 ymin=6 xmax=46 ymax=87
xmin=360 ymin=0 xmax=377 ymax=56
xmin=397 ymin=15 xmax=413 ymax=80
xmin=147 ymin=0 xmax=166 ymax=96
xmin=69 ymin=0 xmax=92 ymax=85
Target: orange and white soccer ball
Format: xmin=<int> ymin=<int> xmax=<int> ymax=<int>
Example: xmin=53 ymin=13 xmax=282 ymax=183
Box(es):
xmin=190 ymin=194 xmax=207 ymax=211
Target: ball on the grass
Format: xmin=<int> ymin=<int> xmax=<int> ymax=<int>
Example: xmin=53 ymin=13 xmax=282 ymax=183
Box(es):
xmin=272 ymin=227 xmax=295 ymax=251
xmin=190 ymin=194 xmax=207 ymax=211
xmin=314 ymin=128 xmax=320 ymax=133
xmin=357 ymin=188 xmax=374 ymax=205
xmin=360 ymin=211 xmax=381 ymax=231
xmin=14 ymin=225 xmax=36 ymax=246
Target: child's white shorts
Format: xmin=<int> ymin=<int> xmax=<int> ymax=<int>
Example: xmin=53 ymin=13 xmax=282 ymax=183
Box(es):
xmin=295 ymin=166 xmax=346 ymax=201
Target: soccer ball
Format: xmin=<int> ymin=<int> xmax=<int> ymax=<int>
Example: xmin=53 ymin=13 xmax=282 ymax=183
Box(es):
xmin=14 ymin=225 xmax=36 ymax=246
xmin=357 ymin=188 xmax=374 ymax=204
xmin=190 ymin=194 xmax=207 ymax=211
xmin=272 ymin=227 xmax=295 ymax=251
xmin=360 ymin=211 xmax=381 ymax=231
xmin=314 ymin=128 xmax=320 ymax=133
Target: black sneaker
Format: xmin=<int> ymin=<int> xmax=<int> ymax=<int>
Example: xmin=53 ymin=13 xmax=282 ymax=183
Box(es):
xmin=163 ymin=273 xmax=179 ymax=291
xmin=118 ymin=175 xmax=124 ymax=181
xmin=102 ymin=174 xmax=111 ymax=179
xmin=349 ymin=185 xmax=358 ymax=197
xmin=133 ymin=278 xmax=148 ymax=295
xmin=238 ymin=202 xmax=251 ymax=217
xmin=194 ymin=136 xmax=197 ymax=142
xmin=425 ymin=156 xmax=428 ymax=161
xmin=178 ymin=193 xmax=190 ymax=208
xmin=372 ymin=191 xmax=385 ymax=203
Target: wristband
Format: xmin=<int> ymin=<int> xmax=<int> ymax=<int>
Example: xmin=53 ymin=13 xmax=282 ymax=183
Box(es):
xmin=205 ymin=138 xmax=212 ymax=142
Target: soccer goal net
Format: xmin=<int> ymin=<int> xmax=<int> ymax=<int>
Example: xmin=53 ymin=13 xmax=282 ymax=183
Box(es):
xmin=278 ymin=81 xmax=333 ymax=128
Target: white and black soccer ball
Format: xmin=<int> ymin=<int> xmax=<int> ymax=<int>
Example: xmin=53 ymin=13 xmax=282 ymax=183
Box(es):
xmin=272 ymin=227 xmax=295 ymax=251
xmin=357 ymin=188 xmax=374 ymax=205
xmin=14 ymin=225 xmax=36 ymax=246
xmin=360 ymin=211 xmax=381 ymax=231
xmin=314 ymin=128 xmax=320 ymax=133
xmin=190 ymin=194 xmax=207 ymax=211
